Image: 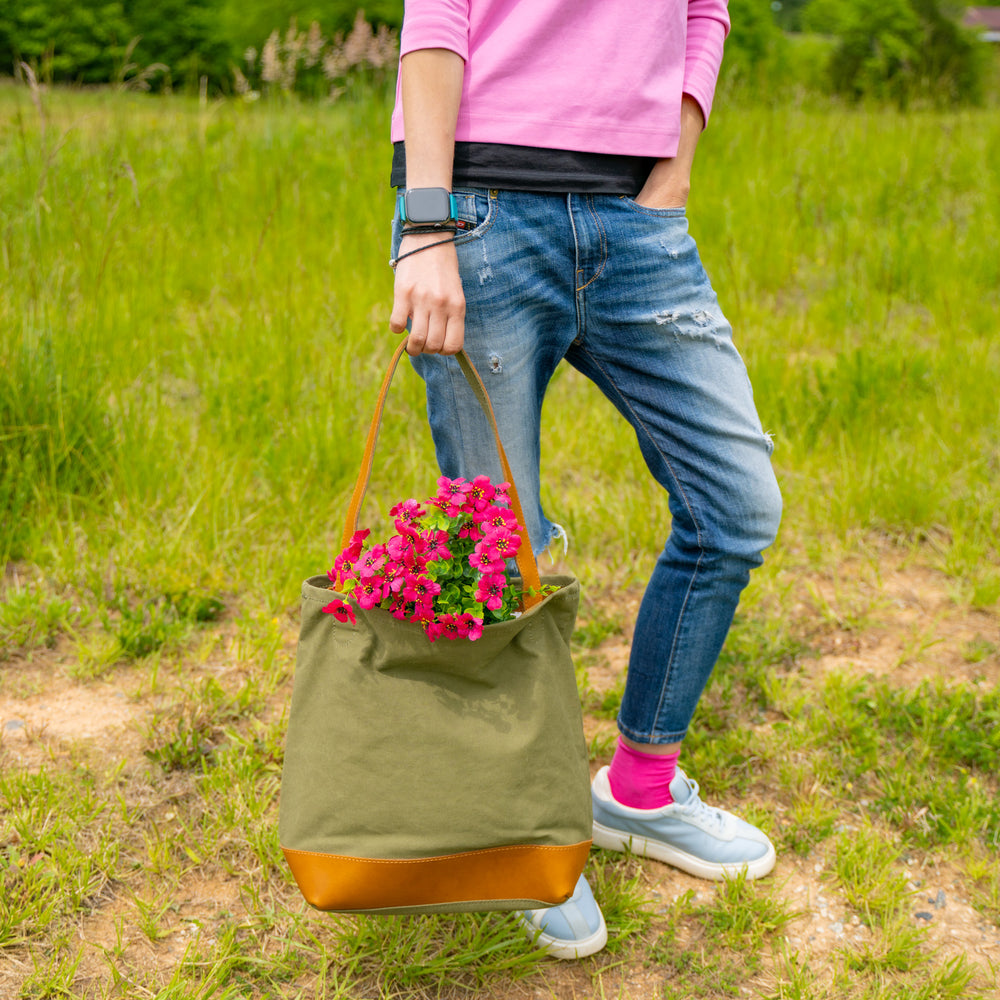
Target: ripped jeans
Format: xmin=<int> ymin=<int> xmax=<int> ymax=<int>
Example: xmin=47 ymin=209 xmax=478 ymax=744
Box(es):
xmin=393 ymin=189 xmax=782 ymax=744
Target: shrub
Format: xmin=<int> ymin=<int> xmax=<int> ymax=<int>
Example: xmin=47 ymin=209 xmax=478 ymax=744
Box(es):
xmin=236 ymin=12 xmax=398 ymax=101
xmin=822 ymin=0 xmax=987 ymax=107
xmin=0 ymin=0 xmax=132 ymax=83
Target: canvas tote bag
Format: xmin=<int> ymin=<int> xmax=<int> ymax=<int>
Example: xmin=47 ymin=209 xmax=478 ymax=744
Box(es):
xmin=279 ymin=341 xmax=592 ymax=915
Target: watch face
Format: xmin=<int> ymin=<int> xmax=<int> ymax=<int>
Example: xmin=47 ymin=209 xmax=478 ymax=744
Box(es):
xmin=404 ymin=187 xmax=454 ymax=224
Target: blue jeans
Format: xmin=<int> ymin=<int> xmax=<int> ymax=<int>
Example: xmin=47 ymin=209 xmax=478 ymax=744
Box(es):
xmin=393 ymin=189 xmax=782 ymax=744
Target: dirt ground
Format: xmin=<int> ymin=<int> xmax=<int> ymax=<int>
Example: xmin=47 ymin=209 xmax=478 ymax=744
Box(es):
xmin=1 ymin=556 xmax=998 ymax=998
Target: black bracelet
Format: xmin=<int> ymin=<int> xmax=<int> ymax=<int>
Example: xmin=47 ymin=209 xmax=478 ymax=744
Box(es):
xmin=400 ymin=224 xmax=458 ymax=237
xmin=389 ymin=234 xmax=459 ymax=270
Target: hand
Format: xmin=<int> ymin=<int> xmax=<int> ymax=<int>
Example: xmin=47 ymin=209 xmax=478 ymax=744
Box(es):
xmin=389 ymin=232 xmax=466 ymax=356
xmin=633 ymin=94 xmax=705 ymax=210
xmin=634 ymin=160 xmax=691 ymax=210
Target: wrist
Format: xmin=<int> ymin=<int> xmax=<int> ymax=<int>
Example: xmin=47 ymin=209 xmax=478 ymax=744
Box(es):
xmin=399 ymin=228 xmax=457 ymax=243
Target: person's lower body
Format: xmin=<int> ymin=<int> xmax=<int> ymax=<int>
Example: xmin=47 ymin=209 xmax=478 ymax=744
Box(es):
xmin=391 ymin=189 xmax=782 ymax=958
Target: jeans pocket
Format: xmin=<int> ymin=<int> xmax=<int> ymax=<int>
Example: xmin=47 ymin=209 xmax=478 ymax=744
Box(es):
xmin=452 ymin=188 xmax=497 ymax=241
xmin=617 ymin=195 xmax=687 ymax=219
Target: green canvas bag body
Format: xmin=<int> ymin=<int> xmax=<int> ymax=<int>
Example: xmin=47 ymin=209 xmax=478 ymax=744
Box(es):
xmin=279 ymin=343 xmax=592 ymax=915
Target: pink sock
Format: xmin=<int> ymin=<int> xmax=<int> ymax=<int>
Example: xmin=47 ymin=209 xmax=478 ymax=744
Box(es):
xmin=607 ymin=737 xmax=679 ymax=809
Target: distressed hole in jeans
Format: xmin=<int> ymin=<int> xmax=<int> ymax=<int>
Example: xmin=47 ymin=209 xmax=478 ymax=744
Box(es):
xmin=655 ymin=310 xmax=727 ymax=351
xmin=488 ymin=353 xmax=503 ymax=374
xmin=477 ymin=241 xmax=493 ymax=286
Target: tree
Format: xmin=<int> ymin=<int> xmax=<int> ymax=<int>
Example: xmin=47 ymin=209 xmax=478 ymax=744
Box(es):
xmin=821 ymin=0 xmax=986 ymax=107
xmin=122 ymin=0 xmax=233 ymax=89
xmin=0 ymin=0 xmax=132 ymax=82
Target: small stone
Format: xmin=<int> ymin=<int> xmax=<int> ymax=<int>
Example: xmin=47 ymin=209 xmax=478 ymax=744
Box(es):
xmin=831 ymin=921 xmax=844 ymax=936
xmin=933 ymin=889 xmax=946 ymax=909
xmin=3 ymin=719 xmax=25 ymax=731
xmin=915 ymin=911 xmax=933 ymax=922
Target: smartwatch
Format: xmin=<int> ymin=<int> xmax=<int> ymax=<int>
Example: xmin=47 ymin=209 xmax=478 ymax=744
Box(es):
xmin=397 ymin=187 xmax=456 ymax=225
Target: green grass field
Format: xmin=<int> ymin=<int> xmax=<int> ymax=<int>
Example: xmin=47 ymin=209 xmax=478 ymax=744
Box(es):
xmin=1 ymin=82 xmax=998 ymax=998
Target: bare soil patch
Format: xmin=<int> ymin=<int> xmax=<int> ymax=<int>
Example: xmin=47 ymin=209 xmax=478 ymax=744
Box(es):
xmin=1 ymin=553 xmax=998 ymax=997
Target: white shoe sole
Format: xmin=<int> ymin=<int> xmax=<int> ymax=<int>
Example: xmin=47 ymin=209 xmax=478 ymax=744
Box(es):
xmin=592 ymin=821 xmax=776 ymax=881
xmin=522 ymin=917 xmax=608 ymax=960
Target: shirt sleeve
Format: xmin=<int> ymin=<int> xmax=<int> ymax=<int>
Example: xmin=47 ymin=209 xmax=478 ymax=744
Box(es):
xmin=399 ymin=0 xmax=471 ymax=61
xmin=683 ymin=0 xmax=731 ymax=126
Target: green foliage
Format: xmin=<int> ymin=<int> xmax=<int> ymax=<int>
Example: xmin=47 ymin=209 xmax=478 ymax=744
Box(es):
xmin=820 ymin=0 xmax=988 ymax=107
xmin=724 ymin=0 xmax=790 ymax=85
xmin=217 ymin=0 xmax=401 ymax=61
xmin=0 ymin=0 xmax=403 ymax=92
xmin=727 ymin=0 xmax=992 ymax=106
xmin=122 ymin=0 xmax=234 ymax=90
xmin=0 ymin=0 xmax=132 ymax=82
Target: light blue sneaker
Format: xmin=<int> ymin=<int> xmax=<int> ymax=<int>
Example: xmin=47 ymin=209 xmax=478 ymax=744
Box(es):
xmin=517 ymin=875 xmax=608 ymax=959
xmin=591 ymin=765 xmax=776 ymax=881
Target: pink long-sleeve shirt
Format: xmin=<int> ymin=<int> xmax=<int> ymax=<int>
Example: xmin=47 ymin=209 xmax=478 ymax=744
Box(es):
xmin=390 ymin=0 xmax=730 ymax=159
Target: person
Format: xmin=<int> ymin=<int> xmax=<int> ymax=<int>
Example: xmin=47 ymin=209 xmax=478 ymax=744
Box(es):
xmin=387 ymin=0 xmax=782 ymax=960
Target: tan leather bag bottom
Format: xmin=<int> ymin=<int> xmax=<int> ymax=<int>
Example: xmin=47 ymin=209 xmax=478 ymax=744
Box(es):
xmin=283 ymin=840 xmax=592 ymax=915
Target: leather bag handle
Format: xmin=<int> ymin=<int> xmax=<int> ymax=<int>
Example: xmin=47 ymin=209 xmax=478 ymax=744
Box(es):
xmin=339 ymin=339 xmax=544 ymax=609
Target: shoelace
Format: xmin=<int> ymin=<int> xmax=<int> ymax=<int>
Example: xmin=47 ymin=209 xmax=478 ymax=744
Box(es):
xmin=675 ymin=777 xmax=729 ymax=835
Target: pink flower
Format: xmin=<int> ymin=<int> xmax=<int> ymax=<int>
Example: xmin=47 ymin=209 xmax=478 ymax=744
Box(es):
xmin=481 ymin=505 xmax=518 ymax=534
xmin=476 ymin=577 xmax=506 ymax=611
xmin=477 ymin=571 xmax=507 ymax=591
xmin=409 ymin=601 xmax=436 ymax=628
xmin=434 ymin=613 xmax=460 ymax=640
xmin=358 ymin=544 xmax=387 ymax=574
xmin=466 ymin=475 xmax=497 ymax=512
xmin=458 ymin=521 xmax=484 ymax=542
xmin=330 ymin=552 xmax=355 ymax=583
xmin=387 ymin=533 xmax=428 ymax=570
xmin=321 ymin=599 xmax=356 ymax=624
xmin=353 ymin=574 xmax=388 ymax=610
xmin=346 ymin=529 xmax=370 ymax=558
xmin=469 ymin=544 xmax=501 ymax=575
xmin=390 ymin=499 xmax=425 ymax=536
xmin=326 ymin=475 xmax=528 ymax=643
xmin=492 ymin=482 xmax=512 ymax=506
xmin=433 ymin=477 xmax=472 ymax=517
xmin=421 ymin=528 xmax=452 ymax=563
xmin=486 ymin=527 xmax=521 ymax=560
xmin=402 ymin=574 xmax=441 ymax=604
xmin=457 ymin=613 xmax=484 ymax=640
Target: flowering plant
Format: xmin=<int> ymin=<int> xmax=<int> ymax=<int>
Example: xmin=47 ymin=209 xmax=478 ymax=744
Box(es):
xmin=323 ymin=475 xmax=538 ymax=641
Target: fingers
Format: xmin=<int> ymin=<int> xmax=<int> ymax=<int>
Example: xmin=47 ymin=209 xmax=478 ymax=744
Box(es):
xmin=404 ymin=298 xmax=465 ymax=356
xmin=391 ymin=244 xmax=465 ymax=356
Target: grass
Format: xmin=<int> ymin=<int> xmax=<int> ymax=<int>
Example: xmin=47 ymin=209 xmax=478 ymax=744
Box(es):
xmin=1 ymin=80 xmax=998 ymax=998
